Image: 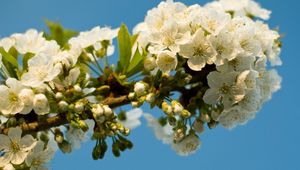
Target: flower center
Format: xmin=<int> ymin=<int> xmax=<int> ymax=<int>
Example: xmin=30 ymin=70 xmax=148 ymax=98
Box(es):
xmin=220 ymin=84 xmax=230 ymax=95
xmin=10 ymin=140 xmax=20 ymax=153
xmin=9 ymin=92 xmax=18 ymax=103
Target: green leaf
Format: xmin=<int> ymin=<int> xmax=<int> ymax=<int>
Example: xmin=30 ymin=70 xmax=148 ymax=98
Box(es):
xmin=22 ymin=53 xmax=35 ymax=72
xmin=0 ymin=47 xmax=18 ymax=68
xmin=127 ymin=49 xmax=144 ymax=77
xmin=117 ymin=24 xmax=132 ymax=73
xmin=130 ymin=34 xmax=139 ymax=45
xmin=44 ymin=20 xmax=78 ymax=47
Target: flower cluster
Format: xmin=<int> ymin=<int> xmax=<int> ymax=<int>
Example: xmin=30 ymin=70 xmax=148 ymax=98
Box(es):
xmin=135 ymin=0 xmax=282 ymax=129
xmin=0 ymin=0 xmax=282 ymax=167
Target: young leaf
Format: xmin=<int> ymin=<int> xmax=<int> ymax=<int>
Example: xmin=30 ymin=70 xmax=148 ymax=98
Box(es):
xmin=127 ymin=49 xmax=144 ymax=77
xmin=0 ymin=47 xmax=18 ymax=68
xmin=117 ymin=24 xmax=132 ymax=73
xmin=44 ymin=20 xmax=78 ymax=47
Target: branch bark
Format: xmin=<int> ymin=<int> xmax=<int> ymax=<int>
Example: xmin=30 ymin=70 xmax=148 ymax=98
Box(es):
xmin=0 ymin=95 xmax=130 ymax=135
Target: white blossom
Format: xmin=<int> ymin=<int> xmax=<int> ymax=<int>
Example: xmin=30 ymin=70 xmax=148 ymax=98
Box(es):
xmin=21 ymin=53 xmax=62 ymax=88
xmin=0 ymin=78 xmax=34 ymax=116
xmin=25 ymin=141 xmax=54 ymax=170
xmin=171 ymin=134 xmax=201 ymax=156
xmin=210 ymin=30 xmax=241 ymax=66
xmin=179 ymin=29 xmax=217 ymax=71
xmin=0 ymin=127 xmax=37 ymax=166
xmin=68 ymin=26 xmax=118 ymax=56
xmin=156 ymin=50 xmax=178 ymax=73
xmin=11 ymin=29 xmax=59 ymax=55
xmin=203 ymin=71 xmax=245 ymax=109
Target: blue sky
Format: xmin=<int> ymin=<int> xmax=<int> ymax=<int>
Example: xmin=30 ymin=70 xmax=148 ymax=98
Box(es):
xmin=1 ymin=0 xmax=299 ymax=170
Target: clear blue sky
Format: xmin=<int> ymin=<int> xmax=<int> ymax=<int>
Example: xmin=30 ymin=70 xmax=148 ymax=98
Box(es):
xmin=0 ymin=0 xmax=299 ymax=170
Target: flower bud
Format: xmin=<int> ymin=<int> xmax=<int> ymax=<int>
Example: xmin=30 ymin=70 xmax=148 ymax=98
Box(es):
xmin=33 ymin=94 xmax=50 ymax=115
xmin=92 ymin=104 xmax=103 ymax=116
xmin=58 ymin=140 xmax=72 ymax=153
xmin=128 ymin=92 xmax=136 ymax=100
xmin=193 ymin=119 xmax=204 ymax=134
xmin=144 ymin=57 xmax=156 ymax=71
xmin=200 ymin=113 xmax=211 ymax=123
xmin=55 ymin=92 xmax=64 ymax=100
xmin=6 ymin=117 xmax=17 ymax=127
xmin=134 ymin=82 xmax=146 ymax=96
xmin=58 ymin=101 xmax=69 ymax=112
xmin=79 ymin=120 xmax=89 ymax=132
xmin=102 ymin=105 xmax=113 ymax=116
xmin=171 ymin=101 xmax=183 ymax=114
xmin=74 ymin=84 xmax=82 ymax=93
xmin=131 ymin=101 xmax=141 ymax=108
xmin=74 ymin=102 xmax=84 ymax=112
xmin=181 ymin=109 xmax=191 ymax=118
xmin=146 ymin=93 xmax=155 ymax=103
xmin=54 ymin=128 xmax=64 ymax=144
xmin=162 ymin=101 xmax=173 ymax=115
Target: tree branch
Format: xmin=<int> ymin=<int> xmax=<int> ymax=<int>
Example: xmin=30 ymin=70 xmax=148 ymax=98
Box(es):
xmin=0 ymin=95 xmax=130 ymax=135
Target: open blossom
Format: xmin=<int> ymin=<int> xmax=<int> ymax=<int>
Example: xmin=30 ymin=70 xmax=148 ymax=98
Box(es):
xmin=0 ymin=78 xmax=34 ymax=116
xmin=148 ymin=20 xmax=190 ymax=54
xmin=171 ymin=134 xmax=201 ymax=156
xmin=11 ymin=29 xmax=59 ymax=55
xmin=68 ymin=26 xmax=118 ymax=56
xmin=210 ymin=30 xmax=241 ymax=66
xmin=21 ymin=53 xmax=62 ymax=88
xmin=25 ymin=141 xmax=55 ymax=170
xmin=145 ymin=0 xmax=186 ymax=32
xmin=156 ymin=50 xmax=178 ymax=73
xmin=179 ymin=29 xmax=217 ymax=71
xmin=195 ymin=8 xmax=231 ymax=35
xmin=0 ymin=127 xmax=37 ymax=167
xmin=203 ymin=71 xmax=245 ymax=109
xmin=206 ymin=0 xmax=271 ymax=20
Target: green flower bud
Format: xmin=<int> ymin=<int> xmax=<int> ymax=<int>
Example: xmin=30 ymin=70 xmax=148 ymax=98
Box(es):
xmin=79 ymin=120 xmax=89 ymax=132
xmin=58 ymin=140 xmax=72 ymax=153
xmin=92 ymin=145 xmax=101 ymax=160
xmin=144 ymin=56 xmax=156 ymax=71
xmin=162 ymin=101 xmax=173 ymax=115
xmin=208 ymin=120 xmax=218 ymax=129
xmin=181 ymin=109 xmax=191 ymax=118
xmin=112 ymin=142 xmax=120 ymax=157
xmin=54 ymin=128 xmax=64 ymax=144
xmin=6 ymin=117 xmax=17 ymax=127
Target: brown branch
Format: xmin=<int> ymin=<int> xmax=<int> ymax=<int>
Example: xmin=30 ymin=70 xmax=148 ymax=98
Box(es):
xmin=0 ymin=95 xmax=130 ymax=135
